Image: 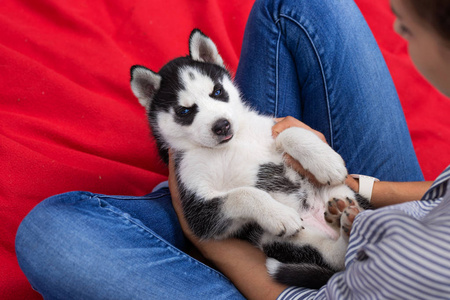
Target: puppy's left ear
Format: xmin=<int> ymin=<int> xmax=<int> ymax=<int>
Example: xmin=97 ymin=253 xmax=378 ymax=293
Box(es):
xmin=130 ymin=65 xmax=161 ymax=109
xmin=189 ymin=29 xmax=224 ymax=67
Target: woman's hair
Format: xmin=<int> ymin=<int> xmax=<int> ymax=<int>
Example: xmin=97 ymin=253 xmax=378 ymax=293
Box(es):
xmin=408 ymin=0 xmax=450 ymax=42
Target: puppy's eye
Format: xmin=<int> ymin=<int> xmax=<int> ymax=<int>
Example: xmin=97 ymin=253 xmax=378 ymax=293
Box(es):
xmin=175 ymin=106 xmax=192 ymax=116
xmin=180 ymin=108 xmax=190 ymax=115
xmin=211 ymin=84 xmax=224 ymax=98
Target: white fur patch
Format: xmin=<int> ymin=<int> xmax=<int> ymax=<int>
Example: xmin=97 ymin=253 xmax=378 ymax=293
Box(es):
xmin=266 ymin=258 xmax=281 ymax=276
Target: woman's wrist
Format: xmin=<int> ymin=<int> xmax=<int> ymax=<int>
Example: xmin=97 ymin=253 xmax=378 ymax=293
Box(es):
xmin=350 ymin=174 xmax=379 ymax=202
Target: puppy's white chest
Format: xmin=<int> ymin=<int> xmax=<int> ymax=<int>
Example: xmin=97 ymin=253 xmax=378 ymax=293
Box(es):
xmin=179 ymin=126 xmax=280 ymax=195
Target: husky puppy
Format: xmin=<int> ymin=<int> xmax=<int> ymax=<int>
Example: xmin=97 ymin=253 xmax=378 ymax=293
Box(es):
xmin=130 ymin=29 xmax=369 ymax=288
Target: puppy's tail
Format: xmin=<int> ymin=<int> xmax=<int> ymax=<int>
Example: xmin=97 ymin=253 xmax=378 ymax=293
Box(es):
xmin=266 ymin=258 xmax=336 ymax=289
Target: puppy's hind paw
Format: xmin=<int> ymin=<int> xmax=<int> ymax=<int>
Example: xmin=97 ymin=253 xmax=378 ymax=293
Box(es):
xmin=324 ymin=197 xmax=352 ymax=226
xmin=340 ymin=206 xmax=361 ymax=241
xmin=265 ymin=211 xmax=303 ymax=238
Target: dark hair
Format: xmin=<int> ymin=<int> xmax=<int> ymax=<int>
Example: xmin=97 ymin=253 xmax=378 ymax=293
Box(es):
xmin=409 ymin=0 xmax=450 ymax=42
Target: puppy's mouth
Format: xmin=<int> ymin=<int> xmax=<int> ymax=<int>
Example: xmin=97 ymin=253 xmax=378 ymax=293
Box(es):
xmin=219 ymin=133 xmax=234 ymax=144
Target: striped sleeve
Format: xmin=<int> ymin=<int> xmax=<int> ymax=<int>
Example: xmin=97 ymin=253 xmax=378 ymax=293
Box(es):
xmin=277 ymin=167 xmax=450 ymax=300
xmin=338 ymin=195 xmax=450 ymax=299
xmin=277 ymin=287 xmax=322 ymax=300
xmin=422 ymin=165 xmax=450 ymax=200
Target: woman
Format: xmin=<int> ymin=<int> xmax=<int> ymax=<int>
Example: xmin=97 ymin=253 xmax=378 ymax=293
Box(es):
xmin=15 ymin=0 xmax=449 ymax=299
xmin=169 ymin=0 xmax=450 ymax=299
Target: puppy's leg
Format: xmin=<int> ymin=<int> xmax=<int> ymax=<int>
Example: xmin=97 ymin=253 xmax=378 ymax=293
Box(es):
xmin=264 ymin=225 xmax=349 ymax=282
xmin=276 ymin=127 xmax=347 ymax=185
xmin=221 ymin=187 xmax=304 ymax=238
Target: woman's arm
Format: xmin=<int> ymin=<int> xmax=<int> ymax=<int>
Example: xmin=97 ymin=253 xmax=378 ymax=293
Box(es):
xmin=365 ymin=180 xmax=432 ymax=207
xmin=168 ymin=155 xmax=288 ymax=300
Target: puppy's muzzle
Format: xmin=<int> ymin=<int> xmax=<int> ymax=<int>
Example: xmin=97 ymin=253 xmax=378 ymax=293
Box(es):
xmin=212 ymin=118 xmax=233 ymax=143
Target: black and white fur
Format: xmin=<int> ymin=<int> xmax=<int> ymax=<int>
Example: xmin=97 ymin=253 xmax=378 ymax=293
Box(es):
xmin=130 ymin=29 xmax=369 ymax=288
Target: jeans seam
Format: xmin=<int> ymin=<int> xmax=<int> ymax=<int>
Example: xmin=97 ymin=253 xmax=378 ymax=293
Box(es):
xmin=275 ymin=27 xmax=282 ymax=117
xmin=276 ymin=13 xmax=334 ymax=148
xmin=96 ymin=192 xmax=170 ymax=201
xmin=92 ymin=196 xmax=230 ymax=281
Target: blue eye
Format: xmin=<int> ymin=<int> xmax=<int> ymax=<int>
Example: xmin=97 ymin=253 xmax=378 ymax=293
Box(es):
xmin=211 ymin=84 xmax=224 ymax=98
xmin=176 ymin=106 xmax=192 ymax=117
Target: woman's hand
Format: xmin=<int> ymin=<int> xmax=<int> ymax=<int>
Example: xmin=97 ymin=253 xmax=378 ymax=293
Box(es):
xmin=272 ymin=116 xmax=326 ymax=142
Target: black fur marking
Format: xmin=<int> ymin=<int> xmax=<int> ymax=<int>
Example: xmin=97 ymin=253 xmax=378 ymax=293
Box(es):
xmin=149 ymin=56 xmax=230 ymax=113
xmin=174 ymin=104 xmax=199 ymax=126
xmin=256 ymin=163 xmax=310 ymax=209
xmin=256 ymin=163 xmax=301 ymax=194
xmin=272 ymin=262 xmax=336 ymax=289
xmin=209 ymin=83 xmax=229 ymax=102
xmin=178 ymin=182 xmax=231 ymax=239
xmin=233 ymin=222 xmax=264 ymax=245
xmin=355 ymin=193 xmax=372 ymax=210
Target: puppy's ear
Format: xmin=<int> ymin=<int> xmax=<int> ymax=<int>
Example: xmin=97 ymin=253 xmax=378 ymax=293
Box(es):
xmin=130 ymin=65 xmax=161 ymax=108
xmin=189 ymin=29 xmax=224 ymax=67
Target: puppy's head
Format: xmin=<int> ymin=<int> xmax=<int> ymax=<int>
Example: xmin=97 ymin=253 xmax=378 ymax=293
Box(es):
xmin=130 ymin=29 xmax=243 ymax=162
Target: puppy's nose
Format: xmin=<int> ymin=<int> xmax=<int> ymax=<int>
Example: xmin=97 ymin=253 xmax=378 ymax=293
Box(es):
xmin=212 ymin=119 xmax=231 ymax=136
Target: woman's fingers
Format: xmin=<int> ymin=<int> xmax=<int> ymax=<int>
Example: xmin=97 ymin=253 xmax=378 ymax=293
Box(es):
xmin=272 ymin=116 xmax=326 ymax=143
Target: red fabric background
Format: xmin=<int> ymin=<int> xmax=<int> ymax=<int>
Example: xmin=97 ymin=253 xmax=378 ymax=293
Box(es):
xmin=1 ymin=0 xmax=449 ymax=298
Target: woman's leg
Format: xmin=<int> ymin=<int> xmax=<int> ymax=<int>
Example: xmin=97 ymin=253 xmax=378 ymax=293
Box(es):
xmin=15 ymin=190 xmax=245 ymax=300
xmin=235 ymin=0 xmax=423 ymax=182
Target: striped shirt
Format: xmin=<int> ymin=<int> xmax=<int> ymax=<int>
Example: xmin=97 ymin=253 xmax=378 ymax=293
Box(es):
xmin=278 ymin=165 xmax=450 ymax=300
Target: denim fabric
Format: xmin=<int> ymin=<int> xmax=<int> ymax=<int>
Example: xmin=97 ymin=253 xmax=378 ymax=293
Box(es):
xmin=16 ymin=190 xmax=244 ymax=299
xmin=16 ymin=0 xmax=424 ymax=298
xmin=234 ymin=0 xmax=423 ymax=181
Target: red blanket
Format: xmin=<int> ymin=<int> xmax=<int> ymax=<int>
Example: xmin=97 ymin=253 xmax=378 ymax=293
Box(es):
xmin=1 ymin=0 xmax=449 ymax=298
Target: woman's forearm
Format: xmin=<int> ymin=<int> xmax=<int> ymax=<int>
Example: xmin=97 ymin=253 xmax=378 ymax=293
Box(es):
xmin=196 ymin=238 xmax=288 ymax=300
xmin=369 ymin=181 xmax=432 ymax=208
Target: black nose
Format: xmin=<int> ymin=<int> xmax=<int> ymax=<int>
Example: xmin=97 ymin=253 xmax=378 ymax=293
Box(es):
xmin=212 ymin=119 xmax=231 ymax=136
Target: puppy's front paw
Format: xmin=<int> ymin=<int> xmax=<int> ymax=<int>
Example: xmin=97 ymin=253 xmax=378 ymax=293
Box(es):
xmin=276 ymin=127 xmax=347 ymax=185
xmin=309 ymin=149 xmax=348 ymax=186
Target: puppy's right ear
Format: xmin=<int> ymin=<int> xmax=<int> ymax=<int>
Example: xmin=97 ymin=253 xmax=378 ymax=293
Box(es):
xmin=130 ymin=65 xmax=162 ymax=108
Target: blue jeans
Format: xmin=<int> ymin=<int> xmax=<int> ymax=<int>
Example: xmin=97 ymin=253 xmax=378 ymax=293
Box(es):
xmin=16 ymin=0 xmax=424 ymax=299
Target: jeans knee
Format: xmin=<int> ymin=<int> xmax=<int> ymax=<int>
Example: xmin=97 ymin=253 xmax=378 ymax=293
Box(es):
xmin=16 ymin=191 xmax=93 ymax=251
xmin=250 ymin=0 xmax=361 ymax=26
xmin=15 ymin=192 xmax=94 ymax=282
